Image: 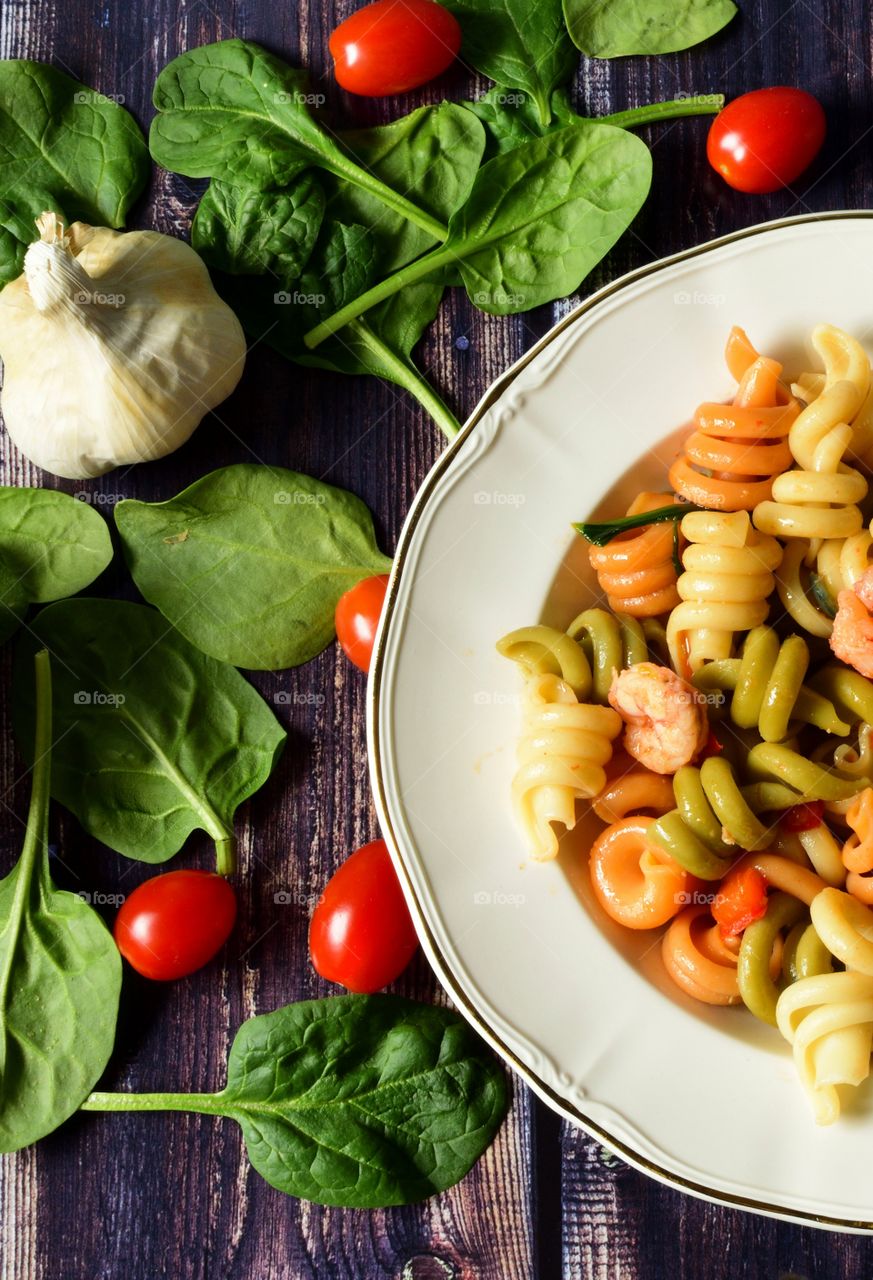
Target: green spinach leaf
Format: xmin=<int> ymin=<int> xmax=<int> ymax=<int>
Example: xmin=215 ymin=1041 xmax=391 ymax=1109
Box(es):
xmin=0 ymin=649 xmax=121 ymax=1153
xmin=306 ymin=121 xmax=652 ymax=344
xmin=84 ymin=994 xmax=508 ymax=1207
xmin=13 ymin=600 xmax=286 ymax=874
xmin=465 ymin=86 xmax=574 ymax=158
xmin=298 ymin=284 xmax=458 ymax=437
xmin=329 ymin=104 xmax=486 ymax=274
xmin=442 ymin=0 xmax=576 ymax=127
xmin=151 ymin=40 xmax=446 ymax=242
xmin=563 ymin=0 xmax=737 ymax=57
xmin=192 ymin=173 xmax=326 ymax=280
xmin=0 ymin=61 xmax=149 ymax=285
xmin=115 ymin=464 xmax=392 ymax=671
xmin=0 ymin=486 xmax=113 ymax=643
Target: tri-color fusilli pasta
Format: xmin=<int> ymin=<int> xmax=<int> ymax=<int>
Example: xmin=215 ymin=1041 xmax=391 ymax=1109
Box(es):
xmin=497 ymin=323 xmax=873 ymax=1123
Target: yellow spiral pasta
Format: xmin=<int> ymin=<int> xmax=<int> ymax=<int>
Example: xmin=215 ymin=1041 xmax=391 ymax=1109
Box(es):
xmin=754 ymin=325 xmax=870 ymax=542
xmin=793 ymin=322 xmax=873 ymax=470
xmin=666 ymin=509 xmax=782 ymax=673
xmin=776 ymin=970 xmax=873 ymax=1125
xmin=810 ymin=887 xmax=873 ymax=974
xmin=779 ymin=529 xmax=873 ymax=641
xmin=510 ymin=672 xmax=622 ymax=861
xmin=815 ymin=530 xmax=873 ymax=599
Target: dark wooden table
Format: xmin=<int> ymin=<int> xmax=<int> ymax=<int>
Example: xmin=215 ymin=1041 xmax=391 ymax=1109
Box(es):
xmin=2 ymin=0 xmax=873 ymax=1276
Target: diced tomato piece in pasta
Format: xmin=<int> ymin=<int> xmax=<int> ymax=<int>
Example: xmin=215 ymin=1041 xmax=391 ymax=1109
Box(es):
xmin=712 ymin=865 xmax=768 ymax=939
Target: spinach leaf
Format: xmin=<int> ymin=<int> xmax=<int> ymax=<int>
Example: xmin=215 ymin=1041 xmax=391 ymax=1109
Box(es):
xmin=0 ymin=486 xmax=113 ymax=643
xmin=306 ymin=121 xmax=652 ymax=345
xmin=298 ymin=284 xmax=459 ymax=437
xmin=218 ymin=258 xmax=458 ymax=438
xmin=211 ymin=217 xmax=379 ymax=348
xmin=465 ymin=86 xmax=574 ymax=158
xmin=0 ymin=485 xmax=113 ymax=598
xmin=563 ymin=0 xmax=737 ymax=57
xmin=192 ymin=173 xmax=325 ymax=280
xmin=84 ymin=994 xmax=508 ymax=1207
xmin=0 ymin=61 xmax=149 ymax=285
xmin=442 ymin=0 xmax=576 ymax=127
xmin=0 ymin=649 xmax=121 ymax=1153
xmin=13 ymin=600 xmax=286 ymax=874
xmin=329 ymin=104 xmax=486 ymax=274
xmin=115 ymin=464 xmax=392 ymax=671
xmin=151 ymin=40 xmax=446 ymax=242
xmin=185 ymin=100 xmax=476 ymax=436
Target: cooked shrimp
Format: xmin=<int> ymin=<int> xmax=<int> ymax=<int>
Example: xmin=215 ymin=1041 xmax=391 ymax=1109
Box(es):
xmin=608 ymin=662 xmax=708 ymax=775
xmin=830 ymin=569 xmax=873 ymax=677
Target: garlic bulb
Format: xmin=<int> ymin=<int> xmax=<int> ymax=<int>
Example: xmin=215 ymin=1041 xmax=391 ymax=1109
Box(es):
xmin=0 ymin=212 xmax=246 ymax=479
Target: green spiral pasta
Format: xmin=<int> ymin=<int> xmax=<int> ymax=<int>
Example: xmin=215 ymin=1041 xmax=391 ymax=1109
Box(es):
xmin=693 ymin=625 xmax=850 ymax=742
xmin=738 ymin=892 xmax=808 ymax=1026
xmin=782 ymin=921 xmax=834 ymax=985
xmin=808 ymin=663 xmax=873 ymax=730
xmin=746 ymin=743 xmax=867 ymax=801
xmin=566 ymin=608 xmax=647 ymax=704
xmin=496 ymin=625 xmax=593 ymax=698
xmin=649 ymin=757 xmax=776 ymax=879
xmin=497 ymin=610 xmax=652 ymax=705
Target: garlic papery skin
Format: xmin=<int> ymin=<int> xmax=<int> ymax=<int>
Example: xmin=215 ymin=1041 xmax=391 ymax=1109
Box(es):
xmin=0 ymin=212 xmax=247 ymax=479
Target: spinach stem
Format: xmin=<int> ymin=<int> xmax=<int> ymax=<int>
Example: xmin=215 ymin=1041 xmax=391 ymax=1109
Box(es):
xmin=82 ymin=1090 xmax=227 ymax=1116
xmin=349 ymin=320 xmax=460 ymax=439
xmin=305 ymin=245 xmax=452 ymax=350
xmin=0 ymin=649 xmax=52 ymax=1074
xmin=215 ymin=835 xmax=236 ymax=877
xmin=22 ymin=649 xmax=52 ymax=883
xmin=598 ymin=95 xmax=724 ymax=130
xmin=326 ymin=153 xmax=448 ymax=242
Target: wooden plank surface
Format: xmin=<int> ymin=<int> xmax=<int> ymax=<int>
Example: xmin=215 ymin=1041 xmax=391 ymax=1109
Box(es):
xmin=2 ymin=0 xmax=873 ymax=1276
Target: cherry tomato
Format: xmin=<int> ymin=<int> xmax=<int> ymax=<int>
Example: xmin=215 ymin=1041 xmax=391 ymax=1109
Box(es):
xmin=309 ymin=839 xmax=418 ymax=993
xmin=707 ymin=87 xmax=826 ymax=194
xmin=781 ymin=800 xmax=825 ymax=833
xmin=335 ymin=573 xmax=390 ymax=674
xmin=114 ymin=870 xmax=237 ymax=981
xmin=329 ymin=0 xmax=462 ymax=97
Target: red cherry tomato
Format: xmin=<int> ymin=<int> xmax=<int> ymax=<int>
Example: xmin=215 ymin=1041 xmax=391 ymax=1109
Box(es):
xmin=781 ymin=800 xmax=825 ymax=833
xmin=309 ymin=839 xmax=418 ymax=993
xmin=114 ymin=870 xmax=237 ymax=981
xmin=707 ymin=87 xmax=826 ymax=194
xmin=329 ymin=0 xmax=462 ymax=97
xmin=335 ymin=573 xmax=389 ymax=674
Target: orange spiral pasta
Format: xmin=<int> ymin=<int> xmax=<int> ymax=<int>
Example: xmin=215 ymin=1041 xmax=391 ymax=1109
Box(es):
xmin=588 ymin=491 xmax=681 ymax=617
xmin=843 ymin=787 xmax=873 ymax=902
xmin=843 ymin=787 xmax=873 ymax=873
xmin=661 ymin=905 xmax=741 ymax=1005
xmin=669 ymin=326 xmax=798 ymax=512
xmin=592 ymin=767 xmax=676 ymax=823
xmin=589 ymin=816 xmax=689 ymax=929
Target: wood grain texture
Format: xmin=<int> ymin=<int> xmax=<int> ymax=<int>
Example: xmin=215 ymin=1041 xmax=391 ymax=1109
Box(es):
xmin=1 ymin=0 xmax=873 ymax=1276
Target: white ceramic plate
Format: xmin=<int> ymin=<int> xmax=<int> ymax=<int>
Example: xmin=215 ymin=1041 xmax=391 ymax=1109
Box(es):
xmin=369 ymin=212 xmax=873 ymax=1232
